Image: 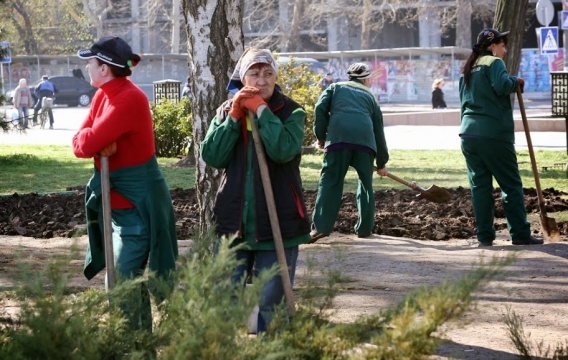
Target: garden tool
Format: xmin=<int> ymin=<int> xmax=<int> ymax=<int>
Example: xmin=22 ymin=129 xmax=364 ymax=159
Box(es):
xmin=100 ymin=155 xmax=116 ymax=289
xmin=377 ymin=167 xmax=451 ymax=203
xmin=517 ymin=89 xmax=560 ymax=242
xmin=248 ymin=111 xmax=296 ymax=315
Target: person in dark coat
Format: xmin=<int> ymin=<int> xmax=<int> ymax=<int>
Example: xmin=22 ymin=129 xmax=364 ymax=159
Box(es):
xmin=431 ymin=78 xmax=447 ymax=109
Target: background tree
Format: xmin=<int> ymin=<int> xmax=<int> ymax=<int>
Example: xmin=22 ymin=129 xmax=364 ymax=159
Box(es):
xmin=246 ymin=0 xmax=497 ymax=51
xmin=1 ymin=0 xmax=93 ymax=55
xmin=493 ymin=0 xmax=529 ymax=77
xmin=1 ymin=0 xmax=11 ymax=131
xmin=182 ymin=0 xmax=244 ymax=231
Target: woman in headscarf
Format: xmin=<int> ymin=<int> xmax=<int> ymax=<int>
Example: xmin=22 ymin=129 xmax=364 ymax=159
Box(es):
xmin=201 ymin=48 xmax=311 ymax=332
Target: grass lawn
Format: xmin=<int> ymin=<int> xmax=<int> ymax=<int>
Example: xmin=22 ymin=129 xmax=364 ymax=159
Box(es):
xmin=0 ymin=144 xmax=566 ymax=195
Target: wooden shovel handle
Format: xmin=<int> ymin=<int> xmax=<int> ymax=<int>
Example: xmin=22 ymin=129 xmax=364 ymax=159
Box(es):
xmin=100 ymin=155 xmax=115 ymax=290
xmin=517 ymin=89 xmax=546 ymax=208
xmin=248 ymin=111 xmax=296 ymax=316
xmin=384 ymin=171 xmax=425 ymax=192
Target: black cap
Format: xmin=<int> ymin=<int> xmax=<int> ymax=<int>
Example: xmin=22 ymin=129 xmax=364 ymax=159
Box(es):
xmin=476 ymin=28 xmax=510 ymax=48
xmin=77 ymin=36 xmax=140 ymax=68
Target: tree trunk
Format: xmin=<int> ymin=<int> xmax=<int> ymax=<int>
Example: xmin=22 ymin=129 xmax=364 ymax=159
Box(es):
xmin=171 ymin=0 xmax=181 ymax=53
xmin=493 ymin=0 xmax=529 ymax=77
xmin=360 ymin=0 xmax=372 ymax=50
xmin=182 ymin=0 xmax=244 ymax=233
xmin=285 ymin=0 xmax=303 ymax=51
xmin=455 ymin=0 xmax=472 ymax=49
xmin=278 ymin=0 xmax=290 ymax=51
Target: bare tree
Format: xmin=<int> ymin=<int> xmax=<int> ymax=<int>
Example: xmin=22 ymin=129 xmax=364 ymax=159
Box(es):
xmin=493 ymin=0 xmax=529 ymax=77
xmin=262 ymin=0 xmax=499 ymax=51
xmin=182 ymin=0 xmax=244 ymax=231
xmin=455 ymin=0 xmax=473 ymax=49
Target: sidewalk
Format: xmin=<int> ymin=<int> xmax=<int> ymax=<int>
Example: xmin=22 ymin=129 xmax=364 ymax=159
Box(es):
xmin=1 ymin=102 xmax=566 ymax=151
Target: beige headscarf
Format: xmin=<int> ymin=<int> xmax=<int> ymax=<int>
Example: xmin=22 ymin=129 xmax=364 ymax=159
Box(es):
xmin=227 ymin=48 xmax=278 ymax=93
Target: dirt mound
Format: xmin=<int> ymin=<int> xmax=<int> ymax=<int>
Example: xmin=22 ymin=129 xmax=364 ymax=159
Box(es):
xmin=1 ymin=187 xmax=567 ymax=240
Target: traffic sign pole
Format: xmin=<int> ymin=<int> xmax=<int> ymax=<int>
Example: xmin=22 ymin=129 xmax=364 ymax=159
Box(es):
xmin=564 ymin=1 xmax=568 ymax=70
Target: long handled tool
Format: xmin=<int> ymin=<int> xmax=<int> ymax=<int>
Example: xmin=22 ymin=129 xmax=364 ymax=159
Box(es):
xmin=100 ymin=155 xmax=116 ymax=290
xmin=377 ymin=168 xmax=451 ymax=203
xmin=517 ymin=89 xmax=560 ymax=242
xmin=248 ymin=111 xmax=296 ymax=316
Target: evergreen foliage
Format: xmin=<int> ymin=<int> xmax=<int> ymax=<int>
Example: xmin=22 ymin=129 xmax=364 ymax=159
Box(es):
xmin=0 ymin=230 xmax=530 ymax=359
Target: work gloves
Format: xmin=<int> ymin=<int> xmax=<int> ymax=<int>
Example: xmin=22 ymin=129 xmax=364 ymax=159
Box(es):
xmin=228 ymin=86 xmax=267 ymax=120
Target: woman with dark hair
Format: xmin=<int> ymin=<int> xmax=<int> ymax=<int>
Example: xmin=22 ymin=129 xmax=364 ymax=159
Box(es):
xmin=459 ymin=28 xmax=542 ymax=247
xmin=73 ymin=36 xmax=178 ymax=331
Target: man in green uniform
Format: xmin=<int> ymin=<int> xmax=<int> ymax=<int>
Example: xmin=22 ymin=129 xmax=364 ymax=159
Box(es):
xmin=311 ymin=62 xmax=389 ymax=242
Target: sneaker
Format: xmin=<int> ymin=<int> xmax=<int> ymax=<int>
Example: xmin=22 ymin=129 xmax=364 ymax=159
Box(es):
xmin=512 ymin=235 xmax=544 ymax=245
xmin=478 ymin=241 xmax=493 ymax=247
xmin=357 ymin=233 xmax=371 ymax=238
xmin=49 ymin=125 xmax=53 ymax=129
xmin=309 ymin=229 xmax=329 ymax=244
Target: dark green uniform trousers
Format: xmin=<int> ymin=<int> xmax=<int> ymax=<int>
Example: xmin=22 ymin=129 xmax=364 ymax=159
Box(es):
xmin=101 ymin=208 xmax=152 ymax=332
xmin=312 ymin=149 xmax=375 ymax=236
xmin=461 ymin=138 xmax=531 ymax=243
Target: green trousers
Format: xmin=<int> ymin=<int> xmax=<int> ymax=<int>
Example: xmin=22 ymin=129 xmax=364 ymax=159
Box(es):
xmin=461 ymin=138 xmax=531 ymax=242
xmin=101 ymin=208 xmax=152 ymax=332
xmin=312 ymin=149 xmax=375 ymax=236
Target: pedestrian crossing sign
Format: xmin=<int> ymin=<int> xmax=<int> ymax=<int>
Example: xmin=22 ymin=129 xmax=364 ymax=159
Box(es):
xmin=538 ymin=27 xmax=558 ymax=55
xmin=562 ymin=11 xmax=568 ymax=30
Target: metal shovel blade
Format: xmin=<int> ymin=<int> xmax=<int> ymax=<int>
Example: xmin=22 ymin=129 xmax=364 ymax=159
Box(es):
xmin=540 ymin=211 xmax=561 ymax=243
xmin=416 ymin=185 xmax=452 ymax=203
xmin=383 ymin=170 xmax=452 ymax=204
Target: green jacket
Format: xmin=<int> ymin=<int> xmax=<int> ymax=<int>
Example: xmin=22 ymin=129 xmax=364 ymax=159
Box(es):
xmin=83 ymin=156 xmax=178 ymax=285
xmin=314 ymin=79 xmax=389 ymax=169
xmin=201 ymin=92 xmax=310 ymax=250
xmin=459 ymin=55 xmax=520 ymax=143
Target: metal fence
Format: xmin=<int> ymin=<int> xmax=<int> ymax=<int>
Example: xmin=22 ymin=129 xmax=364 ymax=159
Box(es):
xmin=2 ymin=49 xmax=552 ymax=104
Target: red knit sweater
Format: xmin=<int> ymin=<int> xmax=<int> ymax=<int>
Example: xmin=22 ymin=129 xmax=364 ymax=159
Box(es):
xmin=72 ymin=77 xmax=155 ymax=208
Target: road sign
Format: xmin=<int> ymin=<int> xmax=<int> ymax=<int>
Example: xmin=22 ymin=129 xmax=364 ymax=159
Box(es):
xmin=537 ymin=0 xmax=555 ymax=26
xmin=539 ymin=27 xmax=559 ymax=55
xmin=0 ymin=42 xmax=10 ymax=64
xmin=562 ymin=11 xmax=568 ymax=30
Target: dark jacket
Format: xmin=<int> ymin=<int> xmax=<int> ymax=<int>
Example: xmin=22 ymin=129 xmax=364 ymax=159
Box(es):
xmin=201 ymin=91 xmax=310 ymax=246
xmin=431 ymin=88 xmax=447 ymax=109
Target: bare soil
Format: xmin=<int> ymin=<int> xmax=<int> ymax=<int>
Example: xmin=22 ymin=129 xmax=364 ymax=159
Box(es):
xmin=1 ymin=187 xmax=568 ymax=359
xmin=1 ymin=187 xmax=567 ymax=240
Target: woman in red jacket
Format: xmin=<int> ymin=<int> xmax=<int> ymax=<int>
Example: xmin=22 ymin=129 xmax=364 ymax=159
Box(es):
xmin=73 ymin=36 xmax=178 ymax=331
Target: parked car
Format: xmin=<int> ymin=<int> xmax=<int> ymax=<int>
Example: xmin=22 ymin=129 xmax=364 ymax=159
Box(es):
xmin=5 ymin=76 xmax=97 ymax=107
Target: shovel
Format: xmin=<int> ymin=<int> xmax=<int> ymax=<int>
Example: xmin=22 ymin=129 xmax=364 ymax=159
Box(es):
xmin=100 ymin=155 xmax=116 ymax=290
xmin=377 ymin=167 xmax=451 ymax=203
xmin=517 ymin=89 xmax=560 ymax=242
xmin=248 ymin=111 xmax=296 ymax=316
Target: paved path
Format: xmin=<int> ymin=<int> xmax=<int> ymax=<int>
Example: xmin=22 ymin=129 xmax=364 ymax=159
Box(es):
xmin=1 ymin=104 xmax=566 ymax=151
